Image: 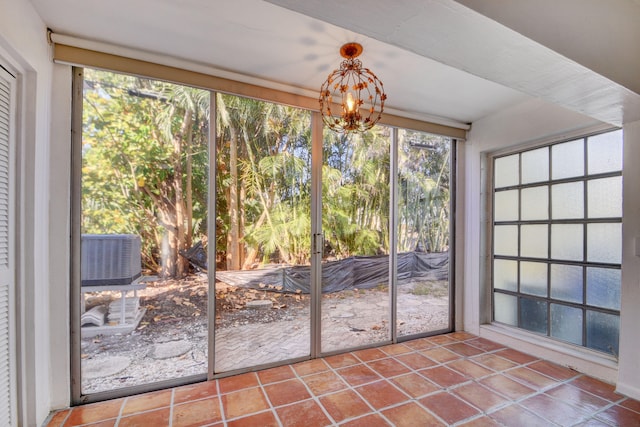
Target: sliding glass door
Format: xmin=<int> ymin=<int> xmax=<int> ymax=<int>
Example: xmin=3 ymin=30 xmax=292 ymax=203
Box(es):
xmin=73 ymin=67 xmax=454 ymax=401
xmin=77 ymin=68 xmax=210 ymax=397
xmin=320 ymin=127 xmax=392 ymax=353
xmin=396 ymin=130 xmax=452 ymax=338
xmin=213 ymin=94 xmax=312 ymax=372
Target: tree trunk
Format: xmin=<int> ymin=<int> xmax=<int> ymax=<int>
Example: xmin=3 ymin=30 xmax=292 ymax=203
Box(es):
xmin=241 ymin=209 xmax=268 ymax=269
xmin=171 ymin=108 xmax=192 ymax=279
xmin=185 ymin=111 xmax=194 ymax=249
xmin=149 ymin=197 xmax=178 ymax=278
xmin=226 ymin=126 xmax=241 ymax=270
xmin=239 ymin=178 xmax=246 ymax=268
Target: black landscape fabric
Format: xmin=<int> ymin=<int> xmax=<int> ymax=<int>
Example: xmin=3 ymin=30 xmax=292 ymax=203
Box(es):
xmin=214 ymin=251 xmax=449 ymax=294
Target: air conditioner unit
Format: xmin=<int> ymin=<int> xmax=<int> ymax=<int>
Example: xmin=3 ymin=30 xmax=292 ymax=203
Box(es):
xmin=81 ymin=234 xmax=142 ymax=286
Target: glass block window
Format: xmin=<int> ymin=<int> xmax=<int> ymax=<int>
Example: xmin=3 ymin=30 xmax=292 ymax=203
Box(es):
xmin=492 ymin=129 xmax=622 ymax=356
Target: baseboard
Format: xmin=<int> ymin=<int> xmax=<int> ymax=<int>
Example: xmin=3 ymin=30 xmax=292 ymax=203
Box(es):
xmin=615 ymin=382 xmax=640 ymax=401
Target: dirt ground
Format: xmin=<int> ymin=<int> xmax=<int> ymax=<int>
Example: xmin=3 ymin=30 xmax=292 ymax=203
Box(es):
xmin=84 ymin=273 xmax=423 ymax=334
xmin=84 ymin=273 xmax=311 ymax=331
xmin=81 ymin=274 xmax=448 ymax=393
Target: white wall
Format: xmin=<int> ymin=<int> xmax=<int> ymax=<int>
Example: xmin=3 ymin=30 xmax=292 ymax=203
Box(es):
xmin=455 ymin=0 xmax=640 ymax=96
xmin=617 ymin=120 xmax=640 ymax=399
xmin=0 ymin=0 xmax=55 ymax=425
xmin=461 ymin=97 xmax=640 ymax=387
xmin=48 ymin=64 xmax=72 ymax=411
xmin=462 ymin=97 xmax=604 ymax=331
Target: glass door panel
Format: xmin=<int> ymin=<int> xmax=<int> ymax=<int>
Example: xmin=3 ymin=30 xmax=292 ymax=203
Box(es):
xmin=79 ymin=69 xmax=209 ymax=394
xmin=214 ymin=95 xmax=311 ymax=372
xmin=321 ymin=127 xmax=391 ymax=353
xmin=396 ymin=130 xmax=451 ymax=337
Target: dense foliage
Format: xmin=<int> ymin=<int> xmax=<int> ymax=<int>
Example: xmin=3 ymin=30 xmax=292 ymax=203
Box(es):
xmin=82 ymin=69 xmax=210 ymax=277
xmin=82 ymin=69 xmax=450 ymax=278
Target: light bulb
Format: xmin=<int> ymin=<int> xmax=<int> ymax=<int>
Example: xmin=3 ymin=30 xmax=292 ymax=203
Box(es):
xmin=345 ymin=92 xmax=356 ymax=113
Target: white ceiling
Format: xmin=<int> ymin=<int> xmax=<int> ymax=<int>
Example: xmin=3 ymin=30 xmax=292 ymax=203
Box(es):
xmin=30 ymin=0 xmax=640 ymax=127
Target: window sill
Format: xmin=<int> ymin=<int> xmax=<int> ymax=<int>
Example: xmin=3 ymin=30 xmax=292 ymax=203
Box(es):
xmin=479 ymin=323 xmax=618 ymax=384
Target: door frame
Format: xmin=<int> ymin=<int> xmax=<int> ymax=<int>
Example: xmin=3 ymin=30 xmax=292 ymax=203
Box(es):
xmin=70 ymin=68 xmax=210 ymax=405
xmin=70 ymin=69 xmax=457 ymax=402
xmin=0 ymin=59 xmax=18 ymax=427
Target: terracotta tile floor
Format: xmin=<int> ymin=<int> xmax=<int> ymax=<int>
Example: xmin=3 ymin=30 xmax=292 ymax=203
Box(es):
xmin=45 ymin=333 xmax=640 ymax=427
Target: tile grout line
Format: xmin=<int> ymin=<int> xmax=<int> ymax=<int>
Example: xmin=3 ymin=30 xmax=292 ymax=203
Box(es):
xmin=397 ymin=337 xmax=510 ymax=425
xmin=167 ymin=388 xmax=174 ymax=427
xmin=587 ymin=397 xmax=635 ymax=424
xmin=620 ymin=398 xmax=640 ymax=415
xmin=255 ymin=370 xmax=286 ymax=427
xmin=50 ymin=334 xmax=639 ymax=426
xmin=334 ymin=355 xmax=398 ymax=427
xmin=478 ymin=370 xmax=618 ymax=426
xmin=349 ymin=339 xmax=491 ymax=425
xmin=113 ymin=396 xmax=127 ymax=427
xmin=57 ymin=409 xmax=72 ymax=427
xmin=383 ymin=340 xmax=479 ymax=412
xmin=538 ymin=388 xmax=609 ymax=426
xmin=216 ymin=377 xmax=230 ymax=427
xmin=291 ymin=352 xmax=398 ymax=425
xmin=418 ymin=369 xmax=508 ymax=423
xmin=291 ymin=358 xmax=356 ymax=426
xmin=375 ymin=354 xmax=455 ymax=426
xmin=319 ymin=353 xmax=389 ymax=424
xmin=184 ymin=338 xmax=501 ymax=424
xmin=411 ymin=338 xmax=549 ymax=424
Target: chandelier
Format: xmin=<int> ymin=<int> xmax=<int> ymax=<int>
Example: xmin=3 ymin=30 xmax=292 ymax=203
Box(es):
xmin=319 ymin=42 xmax=386 ymax=134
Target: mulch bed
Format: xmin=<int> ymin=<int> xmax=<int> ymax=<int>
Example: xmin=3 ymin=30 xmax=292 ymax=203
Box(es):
xmin=83 ymin=273 xmax=312 ymax=334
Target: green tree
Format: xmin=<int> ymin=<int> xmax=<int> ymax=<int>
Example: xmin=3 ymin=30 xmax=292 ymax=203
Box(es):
xmin=322 ymin=126 xmax=391 ymax=258
xmin=82 ymin=69 xmax=450 ymax=280
xmin=216 ymin=94 xmax=312 ymax=269
xmin=82 ymin=69 xmax=210 ymax=278
xmin=397 ymin=131 xmax=450 ymax=253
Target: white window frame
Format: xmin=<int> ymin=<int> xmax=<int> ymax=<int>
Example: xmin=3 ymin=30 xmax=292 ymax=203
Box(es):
xmin=480 ymin=126 xmax=622 ymax=382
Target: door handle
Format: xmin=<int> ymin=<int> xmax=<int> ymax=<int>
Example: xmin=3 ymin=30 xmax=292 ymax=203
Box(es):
xmin=313 ymin=233 xmax=324 ymax=255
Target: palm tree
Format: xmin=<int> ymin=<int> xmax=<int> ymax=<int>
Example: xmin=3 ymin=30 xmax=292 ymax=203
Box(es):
xmin=216 ymin=94 xmax=312 ymax=269
xmin=322 ymin=125 xmax=391 ymax=258
xmin=397 ymin=131 xmax=450 ymax=253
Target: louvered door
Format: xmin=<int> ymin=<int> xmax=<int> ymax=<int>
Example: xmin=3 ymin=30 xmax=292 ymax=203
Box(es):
xmin=0 ymin=65 xmax=16 ymax=426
